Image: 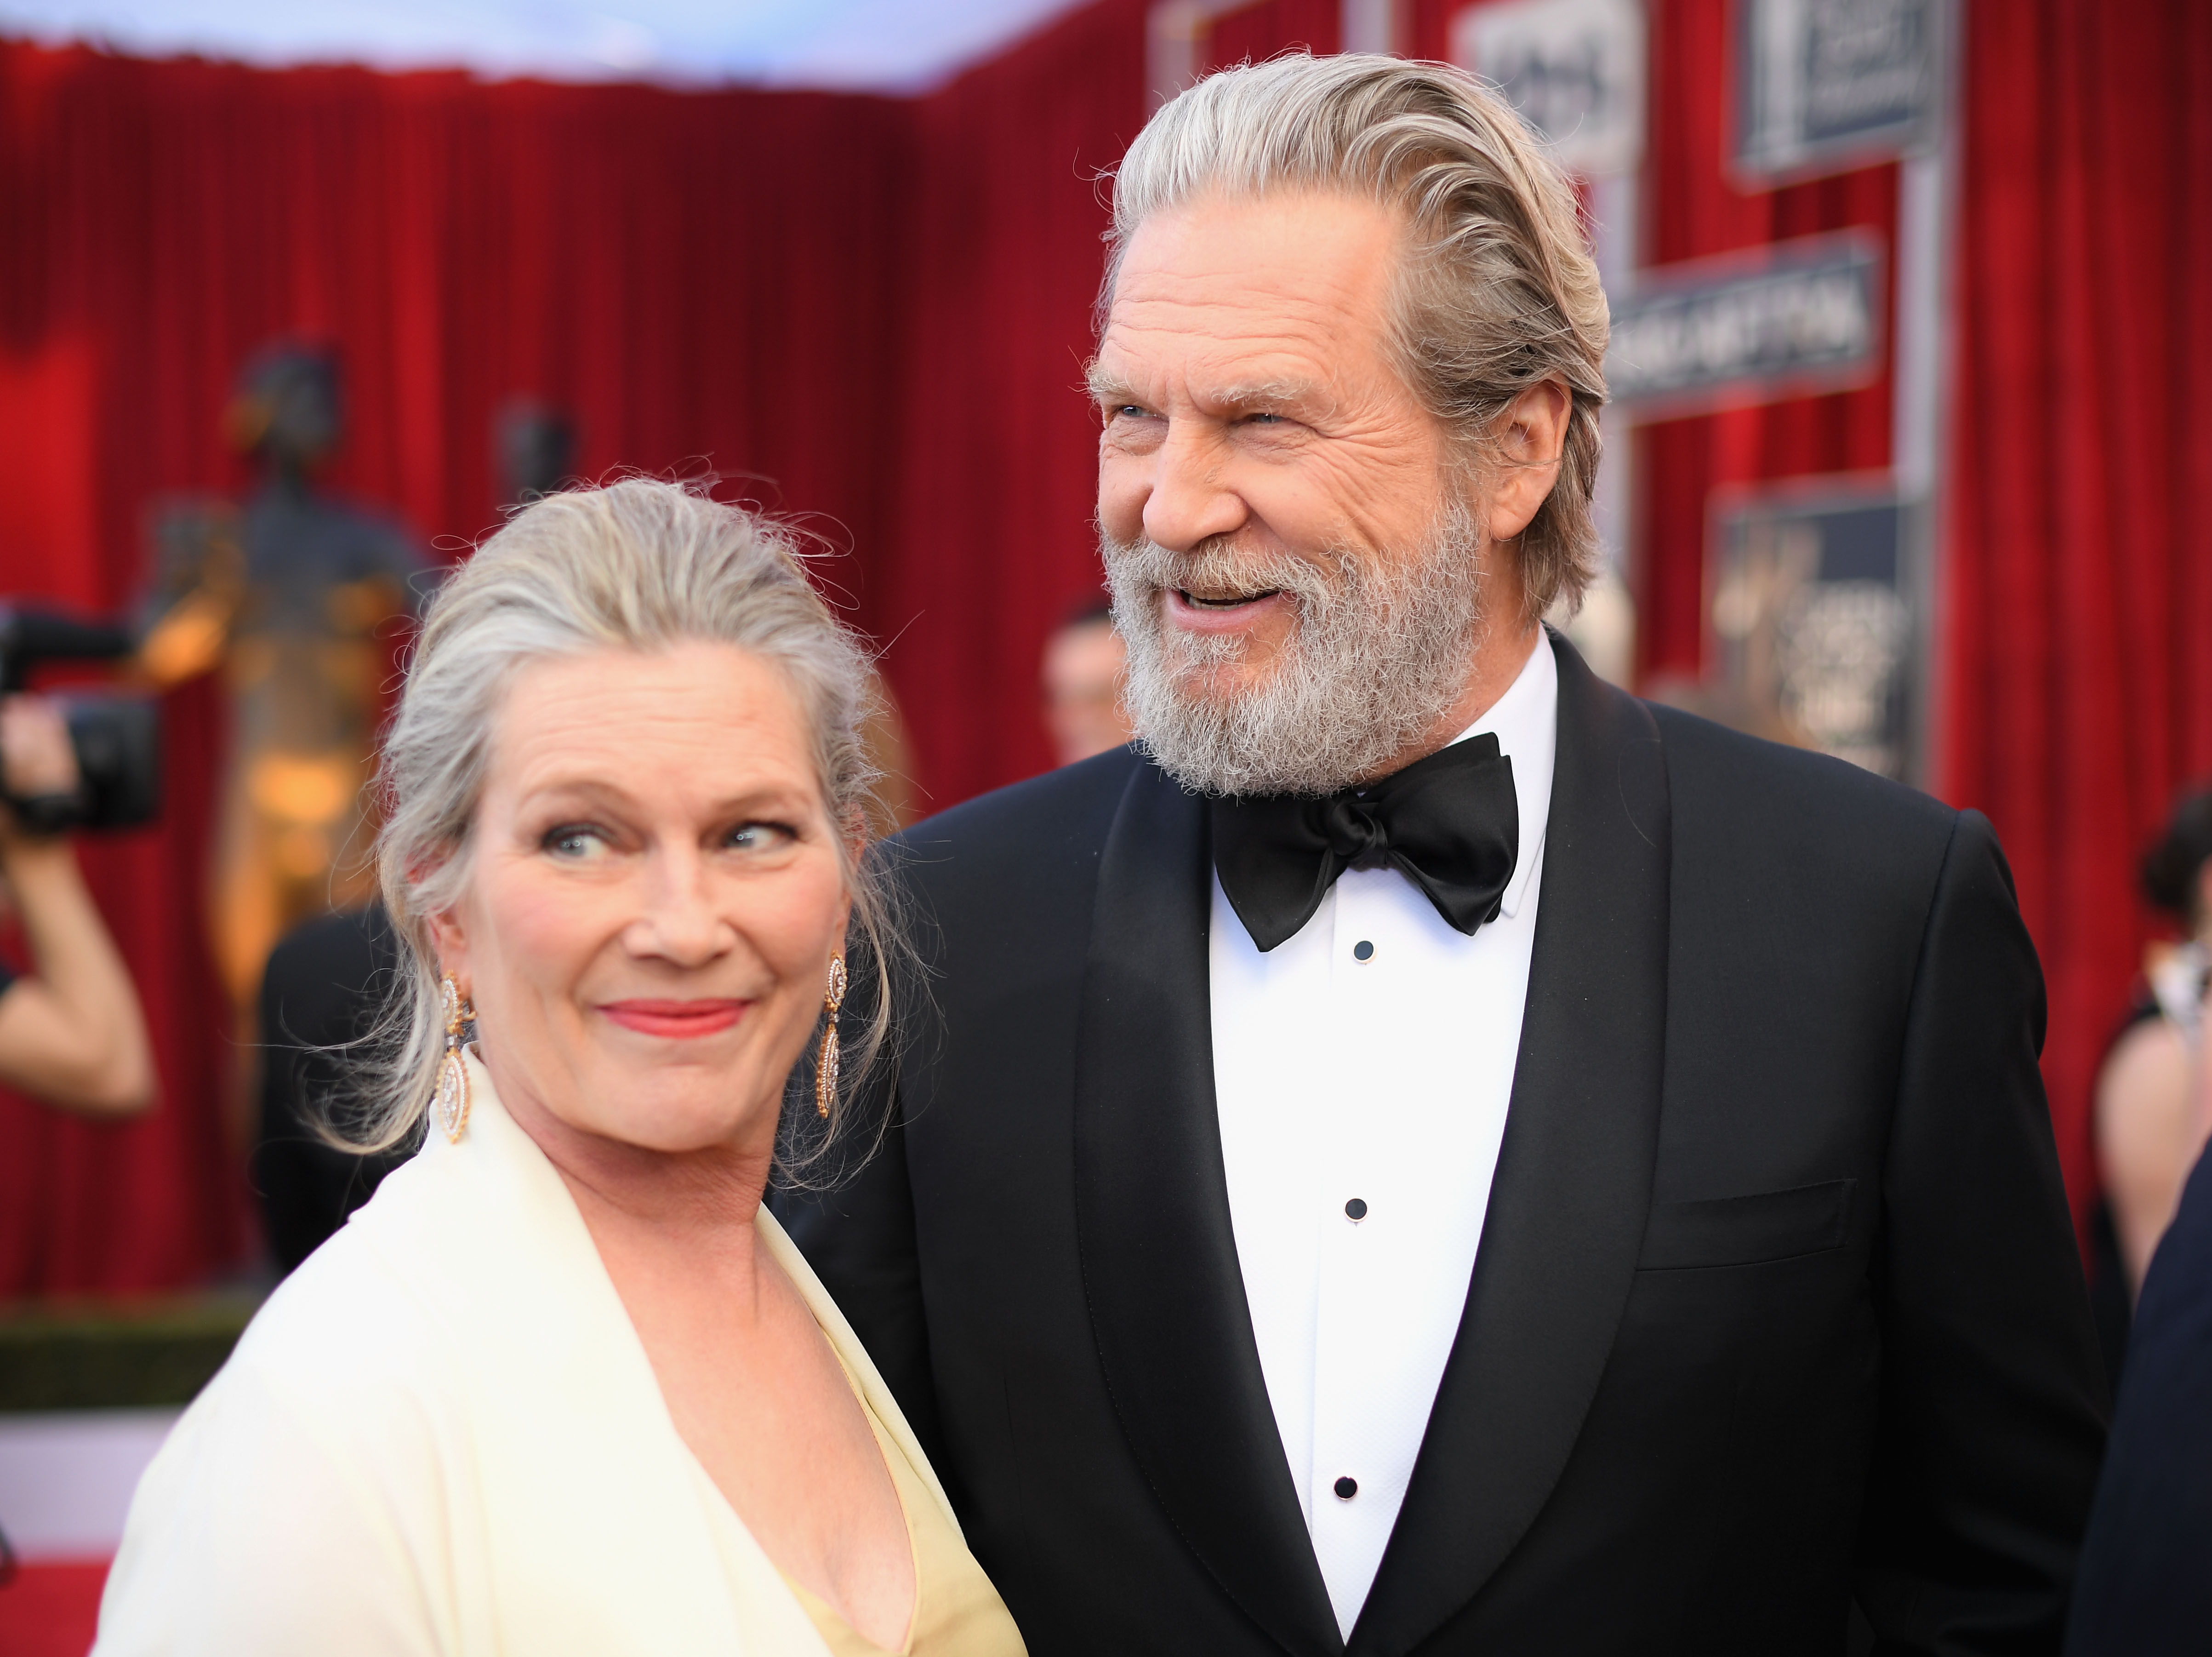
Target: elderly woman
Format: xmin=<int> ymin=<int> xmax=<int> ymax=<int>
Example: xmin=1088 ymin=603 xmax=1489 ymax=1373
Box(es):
xmin=97 ymin=481 xmax=1026 ymax=1657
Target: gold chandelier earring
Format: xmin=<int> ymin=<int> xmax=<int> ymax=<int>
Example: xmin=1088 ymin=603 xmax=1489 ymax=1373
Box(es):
xmin=433 ymin=973 xmax=474 ymax=1143
xmin=815 ymin=952 xmax=847 ymax=1120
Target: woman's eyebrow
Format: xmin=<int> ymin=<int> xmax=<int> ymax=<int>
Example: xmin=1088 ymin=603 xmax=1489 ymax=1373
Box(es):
xmin=514 ymin=776 xmax=819 ymax=817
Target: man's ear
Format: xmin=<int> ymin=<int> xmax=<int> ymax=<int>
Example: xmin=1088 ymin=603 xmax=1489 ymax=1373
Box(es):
xmin=1484 ymin=378 xmax=1572 ymax=544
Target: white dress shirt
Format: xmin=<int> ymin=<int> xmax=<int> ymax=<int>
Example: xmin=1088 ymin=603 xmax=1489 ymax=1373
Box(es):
xmin=1210 ymin=634 xmax=1557 ymax=1638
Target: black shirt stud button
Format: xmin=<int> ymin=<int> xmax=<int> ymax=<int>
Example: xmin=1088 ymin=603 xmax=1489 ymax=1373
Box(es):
xmin=1344 ymin=1198 xmax=1368 ymax=1221
xmin=1334 ymin=1476 xmax=1358 ymax=1500
xmin=1352 ymin=939 xmax=1375 ymax=961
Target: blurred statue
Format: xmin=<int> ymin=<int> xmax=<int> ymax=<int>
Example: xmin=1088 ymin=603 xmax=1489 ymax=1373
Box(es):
xmin=495 ymin=400 xmax=577 ymax=508
xmin=139 ymin=343 xmax=423 ymax=1012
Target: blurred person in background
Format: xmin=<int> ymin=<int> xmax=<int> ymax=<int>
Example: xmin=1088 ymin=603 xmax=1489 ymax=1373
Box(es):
xmin=2094 ymin=787 xmax=2212 ymax=1304
xmin=1039 ymin=599 xmax=1133 ymax=766
xmin=0 ymin=692 xmax=156 ymax=1117
xmin=2068 ymin=1038 xmax=2212 ymax=1657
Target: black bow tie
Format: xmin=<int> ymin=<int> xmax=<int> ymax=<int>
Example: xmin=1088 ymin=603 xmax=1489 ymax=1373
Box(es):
xmin=1209 ymin=735 xmax=1519 ymax=952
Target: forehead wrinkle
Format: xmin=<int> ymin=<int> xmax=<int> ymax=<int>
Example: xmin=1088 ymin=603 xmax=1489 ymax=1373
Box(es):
xmin=1090 ymin=350 xmax=1329 ymax=410
xmin=1099 ymin=297 xmax=1391 ymax=424
xmin=1098 ymin=348 xmax=1347 ymax=423
xmin=1094 ymin=309 xmax=1352 ymax=400
xmin=1106 ymin=285 xmax=1379 ymax=350
xmin=491 ymin=651 xmax=819 ymax=805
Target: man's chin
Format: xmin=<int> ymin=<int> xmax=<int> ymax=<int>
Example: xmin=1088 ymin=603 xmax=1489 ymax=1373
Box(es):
xmin=1160 ymin=656 xmax=1278 ymax=706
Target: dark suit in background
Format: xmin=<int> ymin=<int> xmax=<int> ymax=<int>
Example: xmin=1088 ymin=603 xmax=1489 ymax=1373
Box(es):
xmin=252 ymin=902 xmax=406 ymax=1274
xmin=2067 ymin=1143 xmax=2212 ymax=1655
xmin=782 ymin=638 xmax=2107 ymax=1656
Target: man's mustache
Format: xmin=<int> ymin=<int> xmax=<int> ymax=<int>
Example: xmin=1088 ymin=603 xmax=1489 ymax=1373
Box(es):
xmin=1103 ymin=534 xmax=1340 ymax=614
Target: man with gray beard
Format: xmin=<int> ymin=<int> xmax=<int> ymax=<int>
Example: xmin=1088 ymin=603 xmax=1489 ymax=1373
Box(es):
xmin=783 ymin=54 xmax=2104 ymax=1657
xmin=1103 ymin=497 xmax=1489 ymax=798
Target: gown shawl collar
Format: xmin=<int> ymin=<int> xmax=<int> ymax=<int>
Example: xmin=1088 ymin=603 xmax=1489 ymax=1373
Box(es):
xmin=350 ymin=1051 xmax=957 ymax=1655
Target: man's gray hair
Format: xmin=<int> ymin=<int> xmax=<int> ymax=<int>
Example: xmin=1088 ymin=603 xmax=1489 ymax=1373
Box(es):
xmin=341 ymin=479 xmax=898 ymax=1183
xmin=1104 ymin=52 xmax=1610 ymax=622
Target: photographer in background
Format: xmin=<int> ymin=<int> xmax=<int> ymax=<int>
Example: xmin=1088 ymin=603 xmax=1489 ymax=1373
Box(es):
xmin=0 ymin=692 xmax=156 ymax=1116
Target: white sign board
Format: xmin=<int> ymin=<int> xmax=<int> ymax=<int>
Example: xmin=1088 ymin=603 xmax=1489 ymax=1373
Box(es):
xmin=1451 ymin=0 xmax=1646 ymax=178
xmin=1606 ymin=232 xmax=1883 ymax=413
xmin=1736 ymin=0 xmax=1944 ymax=182
xmin=1710 ymin=481 xmax=1919 ymax=778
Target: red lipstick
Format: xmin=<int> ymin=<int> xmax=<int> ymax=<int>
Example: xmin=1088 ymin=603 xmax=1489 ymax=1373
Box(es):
xmin=599 ymin=999 xmax=747 ymax=1039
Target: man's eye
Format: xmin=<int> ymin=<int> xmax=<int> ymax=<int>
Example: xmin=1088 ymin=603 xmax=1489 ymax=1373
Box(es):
xmin=1112 ymin=404 xmax=1150 ymax=420
xmin=1243 ymin=411 xmax=1285 ymax=426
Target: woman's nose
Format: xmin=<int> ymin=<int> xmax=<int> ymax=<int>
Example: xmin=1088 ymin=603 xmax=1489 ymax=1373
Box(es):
xmin=628 ymin=847 xmax=733 ymax=966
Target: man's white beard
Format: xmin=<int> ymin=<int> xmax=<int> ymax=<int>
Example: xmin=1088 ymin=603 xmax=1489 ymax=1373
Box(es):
xmin=1104 ymin=501 xmax=1492 ymax=798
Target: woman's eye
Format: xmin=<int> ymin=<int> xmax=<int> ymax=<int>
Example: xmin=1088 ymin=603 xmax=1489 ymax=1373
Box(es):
xmin=542 ymin=825 xmax=610 ymax=861
xmin=1243 ymin=411 xmax=1285 ymax=426
xmin=727 ymin=821 xmax=796 ymax=853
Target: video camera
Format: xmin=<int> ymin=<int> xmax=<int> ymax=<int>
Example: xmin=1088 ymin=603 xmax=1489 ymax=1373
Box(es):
xmin=0 ymin=606 xmax=162 ymax=834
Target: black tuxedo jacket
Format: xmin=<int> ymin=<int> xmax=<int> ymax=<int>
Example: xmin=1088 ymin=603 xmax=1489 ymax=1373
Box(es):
xmin=781 ymin=636 xmax=2107 ymax=1656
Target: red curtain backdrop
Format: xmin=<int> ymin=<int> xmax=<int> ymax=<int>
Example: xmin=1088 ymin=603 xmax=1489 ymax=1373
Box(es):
xmin=1207 ymin=0 xmax=1342 ymax=69
xmin=4 ymin=0 xmax=2209 ymax=1292
xmin=1624 ymin=0 xmax=1898 ymax=685
xmin=876 ymin=0 xmax=1150 ymax=806
xmin=1944 ymin=0 xmax=2212 ymax=1231
xmin=0 ymin=45 xmax=909 ymax=1293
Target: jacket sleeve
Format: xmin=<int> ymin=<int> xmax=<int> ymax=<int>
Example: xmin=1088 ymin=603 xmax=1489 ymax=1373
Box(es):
xmin=1853 ymin=809 xmax=2109 ymax=1653
xmin=773 ymin=1071 xmax=947 ymax=1466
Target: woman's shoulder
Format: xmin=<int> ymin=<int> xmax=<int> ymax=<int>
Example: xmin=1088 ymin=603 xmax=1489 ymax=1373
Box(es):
xmin=98 ymin=1159 xmax=481 ymax=1654
xmin=222 ymin=1149 xmax=474 ymax=1408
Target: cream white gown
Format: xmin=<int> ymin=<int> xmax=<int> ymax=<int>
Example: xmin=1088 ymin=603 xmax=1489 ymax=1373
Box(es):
xmin=95 ymin=1051 xmax=1015 ymax=1656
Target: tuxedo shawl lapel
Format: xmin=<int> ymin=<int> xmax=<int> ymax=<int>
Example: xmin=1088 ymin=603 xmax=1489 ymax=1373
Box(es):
xmin=1073 ymin=758 xmax=1345 ymax=1657
xmin=1349 ymin=637 xmax=1672 ymax=1657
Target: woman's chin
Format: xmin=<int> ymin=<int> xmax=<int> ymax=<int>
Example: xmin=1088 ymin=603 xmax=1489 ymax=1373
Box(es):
xmin=564 ymin=1066 xmax=780 ymax=1159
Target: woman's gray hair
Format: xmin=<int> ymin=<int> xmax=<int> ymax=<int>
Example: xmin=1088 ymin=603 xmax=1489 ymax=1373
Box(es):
xmin=1103 ymin=52 xmax=1610 ymax=623
xmin=337 ymin=478 xmax=899 ymax=1182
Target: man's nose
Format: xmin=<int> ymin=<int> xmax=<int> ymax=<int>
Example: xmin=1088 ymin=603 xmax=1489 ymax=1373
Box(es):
xmin=1141 ymin=423 xmax=1247 ymax=552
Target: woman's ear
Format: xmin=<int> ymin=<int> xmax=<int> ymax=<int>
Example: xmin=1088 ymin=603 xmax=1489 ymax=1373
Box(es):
xmin=424 ymin=907 xmax=471 ymax=994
